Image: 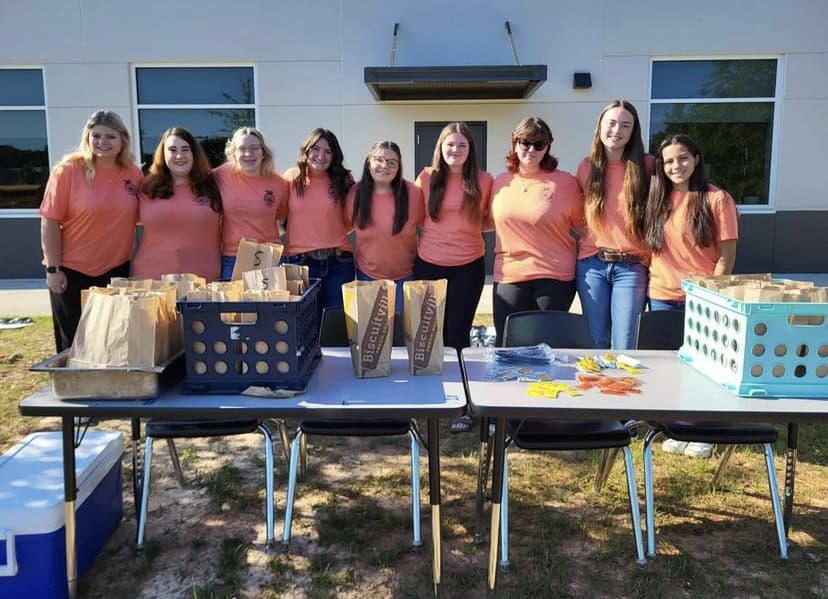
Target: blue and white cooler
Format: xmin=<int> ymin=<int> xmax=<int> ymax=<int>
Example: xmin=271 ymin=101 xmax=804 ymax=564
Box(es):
xmin=0 ymin=430 xmax=124 ymax=598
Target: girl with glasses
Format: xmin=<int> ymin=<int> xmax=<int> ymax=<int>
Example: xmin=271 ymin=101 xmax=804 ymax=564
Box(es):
xmin=283 ymin=128 xmax=355 ymax=312
xmin=133 ymin=127 xmax=223 ymax=281
xmin=39 ymin=109 xmax=142 ymax=352
xmin=346 ymin=140 xmax=424 ymax=312
xmin=215 ymin=127 xmax=289 ymax=280
xmin=576 ymin=100 xmax=653 ymax=349
xmin=491 ymin=116 xmax=584 ymax=344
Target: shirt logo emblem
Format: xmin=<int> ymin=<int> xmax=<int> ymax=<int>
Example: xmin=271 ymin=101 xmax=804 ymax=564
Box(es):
xmin=263 ymin=190 xmax=274 ymax=207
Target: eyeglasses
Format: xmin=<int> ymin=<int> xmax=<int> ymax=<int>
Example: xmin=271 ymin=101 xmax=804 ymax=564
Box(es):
xmin=237 ymin=145 xmax=262 ymax=155
xmin=517 ymin=139 xmax=547 ymax=152
xmin=371 ymin=156 xmax=399 ymax=169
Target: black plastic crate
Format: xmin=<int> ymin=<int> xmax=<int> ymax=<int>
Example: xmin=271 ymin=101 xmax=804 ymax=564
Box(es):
xmin=178 ymin=279 xmax=321 ymax=393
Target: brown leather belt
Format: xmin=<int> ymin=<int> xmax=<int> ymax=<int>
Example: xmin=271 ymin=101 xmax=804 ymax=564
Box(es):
xmin=301 ymin=248 xmax=348 ymax=260
xmin=596 ymin=248 xmax=643 ymax=264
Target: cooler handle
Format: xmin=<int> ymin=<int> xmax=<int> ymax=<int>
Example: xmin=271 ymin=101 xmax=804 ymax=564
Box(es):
xmin=0 ymin=529 xmax=17 ymax=576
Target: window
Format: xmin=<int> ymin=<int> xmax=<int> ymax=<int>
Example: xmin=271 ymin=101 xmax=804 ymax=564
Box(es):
xmin=134 ymin=66 xmax=256 ymax=168
xmin=0 ymin=68 xmax=48 ymax=210
xmin=649 ymin=59 xmax=779 ymax=206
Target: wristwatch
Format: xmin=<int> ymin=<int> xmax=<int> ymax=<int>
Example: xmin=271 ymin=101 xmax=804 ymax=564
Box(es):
xmin=45 ymin=265 xmax=62 ymax=274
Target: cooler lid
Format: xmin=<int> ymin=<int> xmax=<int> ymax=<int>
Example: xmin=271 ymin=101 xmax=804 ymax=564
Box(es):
xmin=0 ymin=430 xmax=123 ymax=534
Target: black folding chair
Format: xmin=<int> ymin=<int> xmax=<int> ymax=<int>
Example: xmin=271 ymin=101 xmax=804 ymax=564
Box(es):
xmin=282 ymin=306 xmax=423 ymax=548
xmin=480 ymin=310 xmax=645 ymax=570
xmin=637 ymin=309 xmax=787 ymax=558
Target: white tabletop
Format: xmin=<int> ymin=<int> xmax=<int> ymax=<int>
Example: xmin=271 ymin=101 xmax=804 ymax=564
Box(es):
xmin=459 ymin=348 xmax=828 ymax=423
xmin=20 ymin=347 xmax=466 ymax=419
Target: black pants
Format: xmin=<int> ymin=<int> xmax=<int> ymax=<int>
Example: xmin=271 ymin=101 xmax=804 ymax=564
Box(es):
xmin=49 ymin=262 xmax=131 ymax=352
xmin=493 ymin=278 xmax=576 ymax=346
xmin=413 ymin=255 xmax=485 ymax=350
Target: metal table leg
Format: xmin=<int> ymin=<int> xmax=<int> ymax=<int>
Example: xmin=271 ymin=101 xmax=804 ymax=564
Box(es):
xmin=62 ymin=416 xmax=78 ymax=599
xmin=131 ymin=417 xmax=142 ymax=543
xmin=427 ymin=418 xmax=442 ymax=597
xmin=487 ymin=416 xmax=506 ymax=595
xmin=474 ymin=416 xmax=492 ymax=544
xmin=783 ymin=422 xmax=799 ymax=536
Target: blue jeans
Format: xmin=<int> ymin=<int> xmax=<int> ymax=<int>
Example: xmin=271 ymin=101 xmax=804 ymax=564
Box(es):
xmin=649 ymin=298 xmax=685 ymax=313
xmin=286 ymin=251 xmax=355 ymax=314
xmin=576 ymin=254 xmax=648 ymax=349
xmin=221 ymin=255 xmax=236 ymax=281
xmin=356 ymin=269 xmax=412 ymax=314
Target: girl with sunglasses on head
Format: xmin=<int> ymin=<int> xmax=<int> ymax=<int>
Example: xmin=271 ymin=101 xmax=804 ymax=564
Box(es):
xmin=39 ymin=109 xmax=142 ymax=352
xmin=133 ymin=127 xmax=222 ymax=281
xmin=215 ymin=127 xmax=289 ymax=280
xmin=345 ymin=140 xmax=424 ymax=312
xmin=491 ymin=116 xmax=584 ymax=344
xmin=644 ymin=133 xmax=738 ymax=312
xmin=283 ymin=128 xmax=355 ymax=312
xmin=576 ymin=100 xmax=654 ymax=349
xmin=414 ymin=122 xmax=493 ymax=351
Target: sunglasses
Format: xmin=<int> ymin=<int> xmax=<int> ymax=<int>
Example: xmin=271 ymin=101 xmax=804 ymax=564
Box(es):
xmin=517 ymin=139 xmax=547 ymax=152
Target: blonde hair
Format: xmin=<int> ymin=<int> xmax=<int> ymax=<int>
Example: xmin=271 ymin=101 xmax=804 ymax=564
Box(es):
xmin=53 ymin=110 xmax=137 ymax=183
xmin=224 ymin=127 xmax=276 ymax=176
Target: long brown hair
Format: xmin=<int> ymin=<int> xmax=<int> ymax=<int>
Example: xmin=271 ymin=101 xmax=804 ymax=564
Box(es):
xmin=352 ymin=141 xmax=408 ymax=235
xmin=505 ymin=117 xmax=558 ymax=173
xmin=292 ymin=128 xmax=352 ymax=203
xmin=140 ymin=127 xmax=222 ymax=212
xmin=428 ymin=122 xmax=481 ymax=223
xmin=584 ymin=100 xmax=648 ymax=240
xmin=644 ymin=134 xmax=716 ymax=252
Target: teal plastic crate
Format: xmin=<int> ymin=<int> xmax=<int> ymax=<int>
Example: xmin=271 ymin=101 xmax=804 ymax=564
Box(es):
xmin=678 ymin=280 xmax=828 ymax=397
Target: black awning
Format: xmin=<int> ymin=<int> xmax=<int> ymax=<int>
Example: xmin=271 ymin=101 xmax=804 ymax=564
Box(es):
xmin=364 ymin=65 xmax=547 ymax=101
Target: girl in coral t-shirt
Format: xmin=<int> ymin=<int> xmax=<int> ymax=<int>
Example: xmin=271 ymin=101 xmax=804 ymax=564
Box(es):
xmin=644 ymin=134 xmax=738 ymax=310
xmin=576 ymin=100 xmax=652 ymax=349
xmin=345 ymin=140 xmax=424 ymax=313
xmin=133 ymin=127 xmax=222 ymax=282
xmin=491 ymin=117 xmax=584 ymax=344
xmin=414 ymin=122 xmax=493 ymax=351
xmin=215 ymin=127 xmax=289 ymax=280
xmin=39 ymin=110 xmax=142 ymax=352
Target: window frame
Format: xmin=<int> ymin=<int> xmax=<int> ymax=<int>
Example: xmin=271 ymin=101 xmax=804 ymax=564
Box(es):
xmin=648 ymin=55 xmax=784 ymax=213
xmin=130 ymin=62 xmax=259 ymax=167
xmin=0 ymin=66 xmax=50 ymax=218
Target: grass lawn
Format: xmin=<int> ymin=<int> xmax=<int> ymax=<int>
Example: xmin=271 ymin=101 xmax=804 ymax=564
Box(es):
xmin=1 ymin=318 xmax=827 ymax=598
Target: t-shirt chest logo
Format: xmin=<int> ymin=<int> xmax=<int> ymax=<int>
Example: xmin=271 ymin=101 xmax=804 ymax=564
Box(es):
xmin=123 ymin=180 xmax=138 ymax=197
xmin=193 ymin=196 xmax=210 ymax=206
xmin=263 ymin=190 xmax=275 ymax=207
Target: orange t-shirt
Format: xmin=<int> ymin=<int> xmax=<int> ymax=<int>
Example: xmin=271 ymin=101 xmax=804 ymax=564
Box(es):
xmin=648 ymin=185 xmax=739 ymax=301
xmin=132 ymin=184 xmax=221 ymax=281
xmin=283 ymin=167 xmax=352 ymax=255
xmin=416 ymin=168 xmax=494 ymax=266
xmin=345 ymin=180 xmax=424 ymax=280
xmin=214 ymin=163 xmax=288 ymax=255
xmin=576 ymin=155 xmax=654 ymax=261
xmin=491 ymin=169 xmax=584 ymax=284
xmin=39 ymin=160 xmax=141 ymax=276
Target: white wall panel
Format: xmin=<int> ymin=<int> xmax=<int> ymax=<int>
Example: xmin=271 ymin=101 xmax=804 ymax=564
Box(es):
xmin=45 ymin=64 xmax=131 ymax=108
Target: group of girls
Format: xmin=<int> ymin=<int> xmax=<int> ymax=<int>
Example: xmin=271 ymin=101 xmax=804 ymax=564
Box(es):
xmin=40 ymin=102 xmax=738 ymax=368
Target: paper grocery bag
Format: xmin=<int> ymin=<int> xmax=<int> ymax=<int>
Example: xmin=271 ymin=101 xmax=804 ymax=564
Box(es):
xmin=342 ymin=280 xmax=396 ymax=378
xmin=68 ymin=291 xmax=160 ymax=368
xmin=403 ymin=279 xmax=447 ymax=375
xmin=231 ymin=238 xmax=284 ymax=281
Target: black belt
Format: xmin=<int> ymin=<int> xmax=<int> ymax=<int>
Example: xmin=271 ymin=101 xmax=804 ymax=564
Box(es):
xmin=299 ymin=248 xmax=349 ymax=260
xmin=596 ymin=248 xmax=643 ymax=264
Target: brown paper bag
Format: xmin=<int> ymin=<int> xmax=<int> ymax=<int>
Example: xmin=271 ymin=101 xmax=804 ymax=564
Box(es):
xmin=342 ymin=280 xmax=396 ymax=378
xmin=242 ymin=266 xmax=286 ymax=293
xmin=231 ymin=238 xmax=284 ymax=281
xmin=68 ymin=291 xmax=160 ymax=368
xmin=403 ymin=279 xmax=447 ymax=375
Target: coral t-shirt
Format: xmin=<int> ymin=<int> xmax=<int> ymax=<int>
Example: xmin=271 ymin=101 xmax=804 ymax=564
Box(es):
xmin=345 ymin=180 xmax=424 ymax=280
xmin=416 ymin=167 xmax=494 ymax=266
xmin=132 ymin=184 xmax=221 ymax=281
xmin=214 ymin=163 xmax=288 ymax=255
xmin=39 ymin=160 xmax=141 ymax=276
xmin=648 ymin=185 xmax=739 ymax=300
xmin=576 ymin=155 xmax=655 ymax=262
xmin=283 ymin=167 xmax=352 ymax=255
xmin=491 ymin=169 xmax=584 ymax=284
